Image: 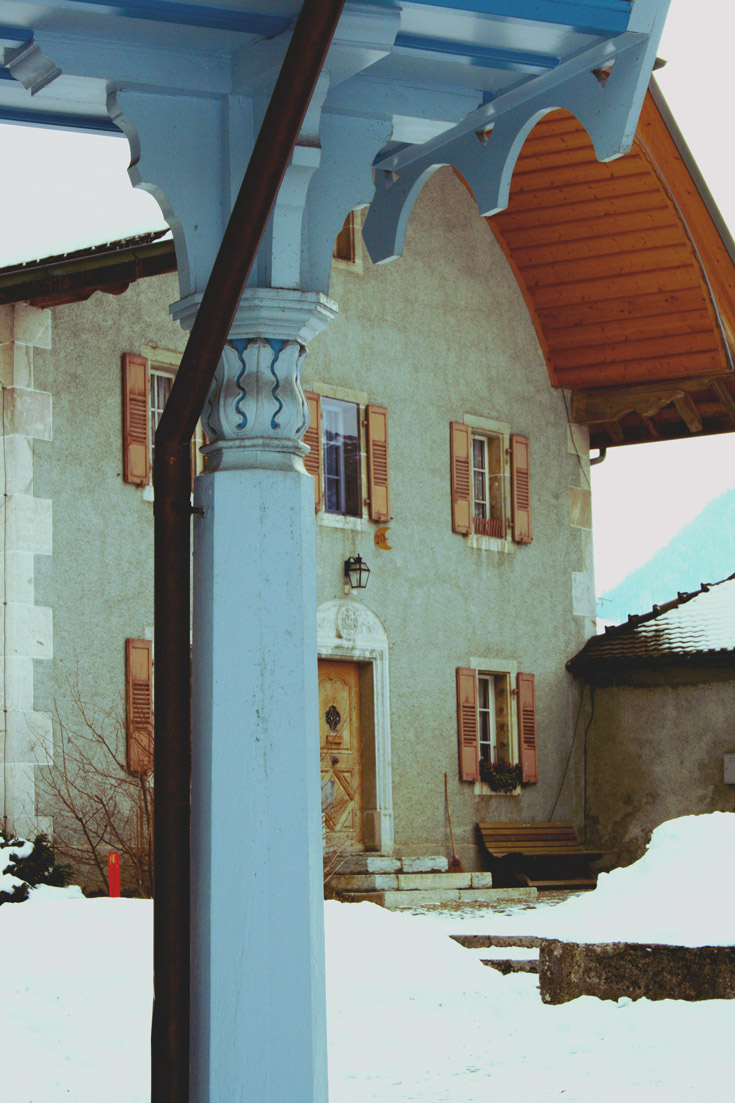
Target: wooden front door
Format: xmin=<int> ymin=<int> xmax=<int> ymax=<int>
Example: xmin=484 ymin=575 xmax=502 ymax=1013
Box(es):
xmin=319 ymin=660 xmax=362 ymax=848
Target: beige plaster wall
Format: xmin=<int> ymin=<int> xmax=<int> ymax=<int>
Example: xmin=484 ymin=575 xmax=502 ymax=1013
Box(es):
xmin=305 ymin=169 xmax=593 ymax=866
xmin=25 ymin=168 xmax=593 ymax=873
xmin=583 ymin=671 xmax=735 ymax=868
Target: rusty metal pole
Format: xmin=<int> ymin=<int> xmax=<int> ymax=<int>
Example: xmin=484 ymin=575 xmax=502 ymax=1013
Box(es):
xmin=151 ymin=2 xmax=347 ymax=1102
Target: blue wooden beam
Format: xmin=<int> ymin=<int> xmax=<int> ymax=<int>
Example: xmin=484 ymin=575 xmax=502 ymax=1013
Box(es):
xmin=394 ymin=33 xmax=559 ymax=73
xmin=44 ymin=0 xmax=291 ymax=37
xmin=400 ymin=1 xmax=632 ymax=36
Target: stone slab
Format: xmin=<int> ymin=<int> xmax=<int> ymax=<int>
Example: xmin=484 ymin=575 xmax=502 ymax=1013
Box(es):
xmin=470 ymin=872 xmax=494 ymax=888
xmin=397 ymin=872 xmax=471 ymax=890
xmin=482 ymin=959 xmax=539 ymax=975
xmin=540 ymin=940 xmax=735 ymax=1005
xmin=451 ymin=934 xmax=543 ymax=949
xmin=401 ymin=856 xmax=449 ymax=873
xmin=337 ymin=855 xmax=401 ymax=875
xmin=332 ymin=874 xmax=398 ymax=891
xmin=458 ymin=887 xmax=537 ymax=903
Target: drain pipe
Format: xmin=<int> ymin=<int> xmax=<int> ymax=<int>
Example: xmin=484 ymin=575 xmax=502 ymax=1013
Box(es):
xmin=151 ymin=3 xmax=346 ymax=1101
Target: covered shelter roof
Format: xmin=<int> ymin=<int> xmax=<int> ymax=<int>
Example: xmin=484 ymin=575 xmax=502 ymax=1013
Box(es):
xmin=567 ymin=573 xmax=735 ymax=682
xmin=489 ymin=80 xmax=735 ymax=449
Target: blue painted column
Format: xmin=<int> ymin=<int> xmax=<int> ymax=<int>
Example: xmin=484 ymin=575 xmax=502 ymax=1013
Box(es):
xmin=181 ymin=288 xmax=337 ymax=1103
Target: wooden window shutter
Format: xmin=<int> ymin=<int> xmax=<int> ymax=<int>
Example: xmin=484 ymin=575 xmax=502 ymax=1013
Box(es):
xmin=456 ymin=667 xmax=479 ymax=782
xmin=366 ymin=404 xmax=390 ymax=522
xmin=123 ymin=353 xmax=150 ymax=487
xmin=517 ymin=672 xmax=538 ymax=783
xmin=126 ymin=638 xmax=153 ymax=774
xmin=511 ymin=433 xmax=532 ymax=544
xmin=303 ymin=390 xmax=323 ymax=512
xmin=450 ymin=422 xmax=472 ymax=535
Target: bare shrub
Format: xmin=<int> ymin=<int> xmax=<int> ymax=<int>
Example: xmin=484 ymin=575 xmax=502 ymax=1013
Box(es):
xmin=36 ymin=683 xmax=153 ymax=897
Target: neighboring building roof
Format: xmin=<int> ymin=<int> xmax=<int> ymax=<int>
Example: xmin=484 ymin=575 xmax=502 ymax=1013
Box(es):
xmin=0 ymin=230 xmax=175 ymax=308
xmin=489 ymin=81 xmax=735 ymax=450
xmin=568 ymin=573 xmax=735 ymax=682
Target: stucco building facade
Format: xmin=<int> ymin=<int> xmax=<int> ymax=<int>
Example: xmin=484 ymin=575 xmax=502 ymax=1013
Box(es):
xmin=1 ymin=168 xmax=595 ymax=879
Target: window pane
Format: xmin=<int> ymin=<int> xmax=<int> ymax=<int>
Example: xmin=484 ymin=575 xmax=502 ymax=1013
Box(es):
xmin=322 ymin=398 xmax=361 ymax=517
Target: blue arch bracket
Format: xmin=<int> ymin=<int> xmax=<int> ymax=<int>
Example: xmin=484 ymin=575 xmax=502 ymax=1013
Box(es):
xmin=363 ymin=2 xmax=669 ymax=264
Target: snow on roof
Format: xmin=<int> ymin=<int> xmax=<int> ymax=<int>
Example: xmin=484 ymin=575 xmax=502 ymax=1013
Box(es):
xmin=568 ymin=573 xmax=735 ymax=679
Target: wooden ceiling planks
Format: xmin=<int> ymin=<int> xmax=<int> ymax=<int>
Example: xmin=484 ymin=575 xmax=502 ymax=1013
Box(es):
xmin=486 ymin=84 xmax=735 ymax=447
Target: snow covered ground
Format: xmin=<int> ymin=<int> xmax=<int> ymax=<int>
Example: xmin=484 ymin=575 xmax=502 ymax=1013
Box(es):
xmin=1 ymin=814 xmax=733 ymax=1102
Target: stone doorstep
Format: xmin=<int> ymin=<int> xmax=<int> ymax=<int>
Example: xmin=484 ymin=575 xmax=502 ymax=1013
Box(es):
xmin=333 ymin=871 xmax=493 ymax=893
xmin=335 ymin=854 xmax=448 ymax=876
xmin=338 ymin=886 xmax=537 ymax=909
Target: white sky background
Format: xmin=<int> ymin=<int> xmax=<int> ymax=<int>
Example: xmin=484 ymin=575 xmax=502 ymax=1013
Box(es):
xmin=0 ymin=1 xmax=733 ymax=593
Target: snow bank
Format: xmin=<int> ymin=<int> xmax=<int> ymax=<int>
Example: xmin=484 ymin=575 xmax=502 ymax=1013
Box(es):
xmin=426 ymin=813 xmax=735 ymax=946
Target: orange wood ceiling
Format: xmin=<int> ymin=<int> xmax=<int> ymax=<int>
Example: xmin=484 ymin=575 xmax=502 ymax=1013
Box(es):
xmin=485 ymin=86 xmax=735 ymax=447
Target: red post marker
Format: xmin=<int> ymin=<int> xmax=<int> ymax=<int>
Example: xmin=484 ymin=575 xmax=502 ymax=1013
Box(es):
xmin=108 ymin=851 xmax=121 ymax=898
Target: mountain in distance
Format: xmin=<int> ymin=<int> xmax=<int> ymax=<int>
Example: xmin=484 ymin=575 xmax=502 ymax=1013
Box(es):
xmin=598 ymin=486 xmax=735 ymax=625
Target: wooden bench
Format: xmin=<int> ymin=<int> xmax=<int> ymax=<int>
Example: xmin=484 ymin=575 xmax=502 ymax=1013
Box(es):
xmin=477 ymin=821 xmax=603 ymax=889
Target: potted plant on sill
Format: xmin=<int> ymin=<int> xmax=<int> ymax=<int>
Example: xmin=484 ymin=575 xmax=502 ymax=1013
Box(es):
xmin=479 ymin=761 xmax=522 ymax=793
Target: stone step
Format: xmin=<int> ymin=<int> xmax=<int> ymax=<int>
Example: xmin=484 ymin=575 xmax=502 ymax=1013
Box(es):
xmin=332 ymin=871 xmax=494 ymax=893
xmin=481 ymin=958 xmax=540 ymax=975
xmin=336 ymin=854 xmax=449 ymax=875
xmin=338 ymin=886 xmax=537 ymax=909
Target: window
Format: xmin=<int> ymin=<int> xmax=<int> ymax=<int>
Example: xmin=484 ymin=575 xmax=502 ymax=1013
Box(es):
xmin=477 ymin=672 xmax=512 ymax=769
xmin=149 ymin=365 xmax=174 ymax=469
xmin=471 ymin=433 xmax=505 ymax=538
xmin=303 ymin=391 xmax=390 ymax=522
xmin=450 ymin=421 xmax=531 ymax=543
xmin=323 ymin=397 xmax=362 ymax=517
xmin=456 ymin=666 xmax=538 ymax=786
xmin=123 ymin=352 xmax=205 ymax=489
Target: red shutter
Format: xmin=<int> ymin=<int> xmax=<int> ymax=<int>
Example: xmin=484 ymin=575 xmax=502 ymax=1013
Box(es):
xmin=511 ymin=433 xmax=531 ymax=544
xmin=450 ymin=422 xmax=472 ymax=535
xmin=517 ymin=672 xmax=538 ymax=783
xmin=366 ymin=404 xmax=390 ymax=522
xmin=303 ymin=391 xmax=323 ymax=512
xmin=126 ymin=638 xmax=153 ymax=774
xmin=456 ymin=667 xmax=479 ymax=782
xmin=123 ymin=353 xmax=150 ymax=487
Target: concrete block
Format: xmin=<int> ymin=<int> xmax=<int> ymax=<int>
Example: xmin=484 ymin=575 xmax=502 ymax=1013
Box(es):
xmin=397 ymin=872 xmax=471 ymax=890
xmin=14 ymin=304 xmax=51 ymax=349
xmin=386 ymin=888 xmax=461 ymax=907
xmin=0 ymin=656 xmax=34 ymax=711
xmin=338 ymin=855 xmax=401 ymax=874
xmin=3 ymin=388 xmax=52 ymax=441
xmin=459 ymin=887 xmax=537 ymax=903
xmin=333 ymin=873 xmax=398 ymax=891
xmin=4 ymin=551 xmax=35 ymax=604
xmin=572 ymin=570 xmax=596 ymax=618
xmin=0 ymin=343 xmax=13 ymax=387
xmin=0 ymin=436 xmax=34 ymax=496
xmin=567 ymin=423 xmax=589 ymax=457
xmin=5 ymin=495 xmax=52 ymax=555
xmin=401 ymin=855 xmax=448 ymax=873
xmin=569 ymin=486 xmax=592 ymax=529
xmin=0 ymin=305 xmax=12 ymax=343
xmin=3 ymin=603 xmax=53 ymax=659
xmin=5 ymin=709 xmax=53 ymax=766
xmin=470 ymin=872 xmax=494 ymax=888
xmin=540 ymin=940 xmax=735 ymax=1005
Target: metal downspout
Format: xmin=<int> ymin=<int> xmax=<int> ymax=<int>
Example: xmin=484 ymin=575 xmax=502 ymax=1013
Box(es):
xmin=151 ymin=3 xmax=347 ymax=1101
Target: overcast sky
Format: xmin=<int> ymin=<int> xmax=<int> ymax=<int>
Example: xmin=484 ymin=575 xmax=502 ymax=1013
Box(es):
xmin=0 ymin=1 xmax=733 ymax=596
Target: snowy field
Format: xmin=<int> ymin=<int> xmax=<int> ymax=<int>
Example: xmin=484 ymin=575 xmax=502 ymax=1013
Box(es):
xmin=1 ymin=814 xmax=733 ymax=1102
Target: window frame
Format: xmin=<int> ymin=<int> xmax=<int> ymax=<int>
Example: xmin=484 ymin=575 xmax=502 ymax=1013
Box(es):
xmin=465 ymin=656 xmax=524 ymax=796
xmin=463 ymin=414 xmax=512 ymax=549
xmin=322 ymin=395 xmax=363 ymax=519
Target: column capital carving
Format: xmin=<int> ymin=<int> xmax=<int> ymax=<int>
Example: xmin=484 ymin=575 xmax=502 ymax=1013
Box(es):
xmin=178 ymin=289 xmax=337 ymax=473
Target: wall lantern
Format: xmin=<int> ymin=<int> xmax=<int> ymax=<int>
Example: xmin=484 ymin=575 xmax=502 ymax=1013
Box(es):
xmin=344 ymin=555 xmax=370 ymax=590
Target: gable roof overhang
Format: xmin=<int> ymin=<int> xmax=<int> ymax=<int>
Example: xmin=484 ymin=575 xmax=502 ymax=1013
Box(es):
xmin=488 ymin=79 xmax=735 ymax=449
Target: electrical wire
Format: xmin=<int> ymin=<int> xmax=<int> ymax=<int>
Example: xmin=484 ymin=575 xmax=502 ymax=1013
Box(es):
xmin=548 ymin=680 xmax=586 ymax=821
